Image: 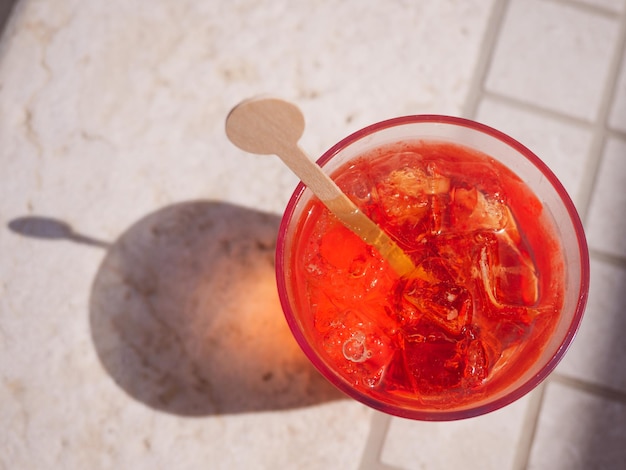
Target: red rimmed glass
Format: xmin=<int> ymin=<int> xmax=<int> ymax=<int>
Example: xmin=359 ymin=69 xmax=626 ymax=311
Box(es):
xmin=276 ymin=115 xmax=589 ymax=421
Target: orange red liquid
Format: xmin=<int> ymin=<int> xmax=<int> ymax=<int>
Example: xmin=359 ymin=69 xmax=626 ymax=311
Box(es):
xmin=290 ymin=141 xmax=564 ymax=409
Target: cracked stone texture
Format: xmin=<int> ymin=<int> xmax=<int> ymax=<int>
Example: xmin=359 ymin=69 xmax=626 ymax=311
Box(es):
xmin=0 ymin=0 xmax=495 ymax=468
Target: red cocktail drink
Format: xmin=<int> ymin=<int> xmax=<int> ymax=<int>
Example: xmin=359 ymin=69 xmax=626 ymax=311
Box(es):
xmin=276 ymin=116 xmax=588 ymax=420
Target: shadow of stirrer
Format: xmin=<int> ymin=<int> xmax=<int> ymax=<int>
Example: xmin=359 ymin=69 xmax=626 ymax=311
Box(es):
xmin=8 ymin=216 xmax=110 ymax=248
xmin=8 ymin=202 xmax=343 ymax=416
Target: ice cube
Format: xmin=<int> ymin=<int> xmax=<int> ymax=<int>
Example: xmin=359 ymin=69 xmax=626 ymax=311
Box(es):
xmin=463 ymin=338 xmax=488 ymax=387
xmin=490 ymin=317 xmax=530 ymax=350
xmin=450 ymin=187 xmax=508 ymax=233
xmin=375 ymin=178 xmax=429 ymax=226
xmin=334 ymin=160 xmax=376 ymax=205
xmin=386 ymin=166 xmax=451 ymax=197
xmin=430 ymin=233 xmax=485 ymax=284
xmin=401 ymin=279 xmax=473 ymax=336
xmin=381 ymin=350 xmax=416 ymax=395
xmin=322 ymin=309 xmax=396 ymax=388
xmin=495 ymin=229 xmax=539 ymax=306
xmin=476 ymin=227 xmax=539 ymax=308
xmin=403 ymin=332 xmax=464 ymax=392
xmin=373 ymin=165 xmax=451 ymax=237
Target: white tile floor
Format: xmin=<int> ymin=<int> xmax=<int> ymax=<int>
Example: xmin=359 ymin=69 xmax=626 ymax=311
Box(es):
xmin=1 ymin=0 xmax=625 ymax=469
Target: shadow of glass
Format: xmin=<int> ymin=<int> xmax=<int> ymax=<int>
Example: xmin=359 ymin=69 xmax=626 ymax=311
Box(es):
xmin=87 ymin=200 xmax=343 ymax=416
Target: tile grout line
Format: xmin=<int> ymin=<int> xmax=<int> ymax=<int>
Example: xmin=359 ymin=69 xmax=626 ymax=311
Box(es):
xmin=545 ymin=0 xmax=624 ymax=18
xmin=510 ymin=382 xmax=548 ymax=470
xmin=550 ymin=373 xmax=626 ymax=404
xmin=480 ymin=90 xmax=595 ymax=129
xmin=608 ymin=126 xmax=626 ymax=141
xmin=589 ymin=247 xmax=626 ymax=269
xmin=578 ymin=133 xmax=608 ymax=222
xmin=359 ymin=412 xmax=404 ymax=470
xmin=461 ymin=0 xmax=511 ymax=119
xmin=578 ymin=9 xmax=626 ymax=224
xmin=480 ymin=92 xmax=626 ymax=145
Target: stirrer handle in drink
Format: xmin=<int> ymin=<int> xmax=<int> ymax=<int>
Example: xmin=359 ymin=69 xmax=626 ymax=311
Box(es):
xmin=225 ymin=96 xmax=416 ymax=277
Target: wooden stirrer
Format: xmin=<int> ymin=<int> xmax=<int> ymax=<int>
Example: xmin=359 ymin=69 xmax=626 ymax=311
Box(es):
xmin=225 ymin=96 xmax=415 ymax=277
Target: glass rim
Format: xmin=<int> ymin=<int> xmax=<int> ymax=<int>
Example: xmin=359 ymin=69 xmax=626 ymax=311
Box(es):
xmin=275 ymin=114 xmax=590 ymax=421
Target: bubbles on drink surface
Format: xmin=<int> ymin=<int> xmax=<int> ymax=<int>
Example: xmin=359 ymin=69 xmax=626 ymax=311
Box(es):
xmin=342 ymin=332 xmax=370 ymax=363
xmin=294 ymin=141 xmax=563 ymax=407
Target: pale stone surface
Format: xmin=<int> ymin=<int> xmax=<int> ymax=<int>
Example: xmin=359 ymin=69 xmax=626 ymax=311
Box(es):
xmin=4 ymin=0 xmax=623 ymax=467
xmin=585 ymin=137 xmax=626 ymax=259
xmin=528 ymin=381 xmax=626 ymax=470
xmin=485 ymin=0 xmax=620 ymax=121
xmin=0 ymin=0 xmax=495 ymax=468
xmin=380 ymin=393 xmax=533 ymax=470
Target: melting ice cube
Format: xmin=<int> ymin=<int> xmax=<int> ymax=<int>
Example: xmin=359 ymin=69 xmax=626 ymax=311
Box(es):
xmin=463 ymin=337 xmax=488 ymax=387
xmin=450 ymin=187 xmax=508 ymax=233
xmin=401 ymin=278 xmax=473 ymax=336
xmin=374 ymin=166 xmax=451 ymax=233
xmin=477 ymin=222 xmax=539 ymax=308
xmin=322 ymin=309 xmax=395 ymax=388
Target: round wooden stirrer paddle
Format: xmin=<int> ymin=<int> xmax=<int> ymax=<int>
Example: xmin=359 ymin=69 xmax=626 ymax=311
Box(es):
xmin=225 ymin=96 xmax=415 ymax=277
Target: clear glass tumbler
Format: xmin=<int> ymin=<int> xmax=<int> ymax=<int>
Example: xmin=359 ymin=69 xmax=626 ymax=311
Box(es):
xmin=276 ymin=115 xmax=589 ymax=421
